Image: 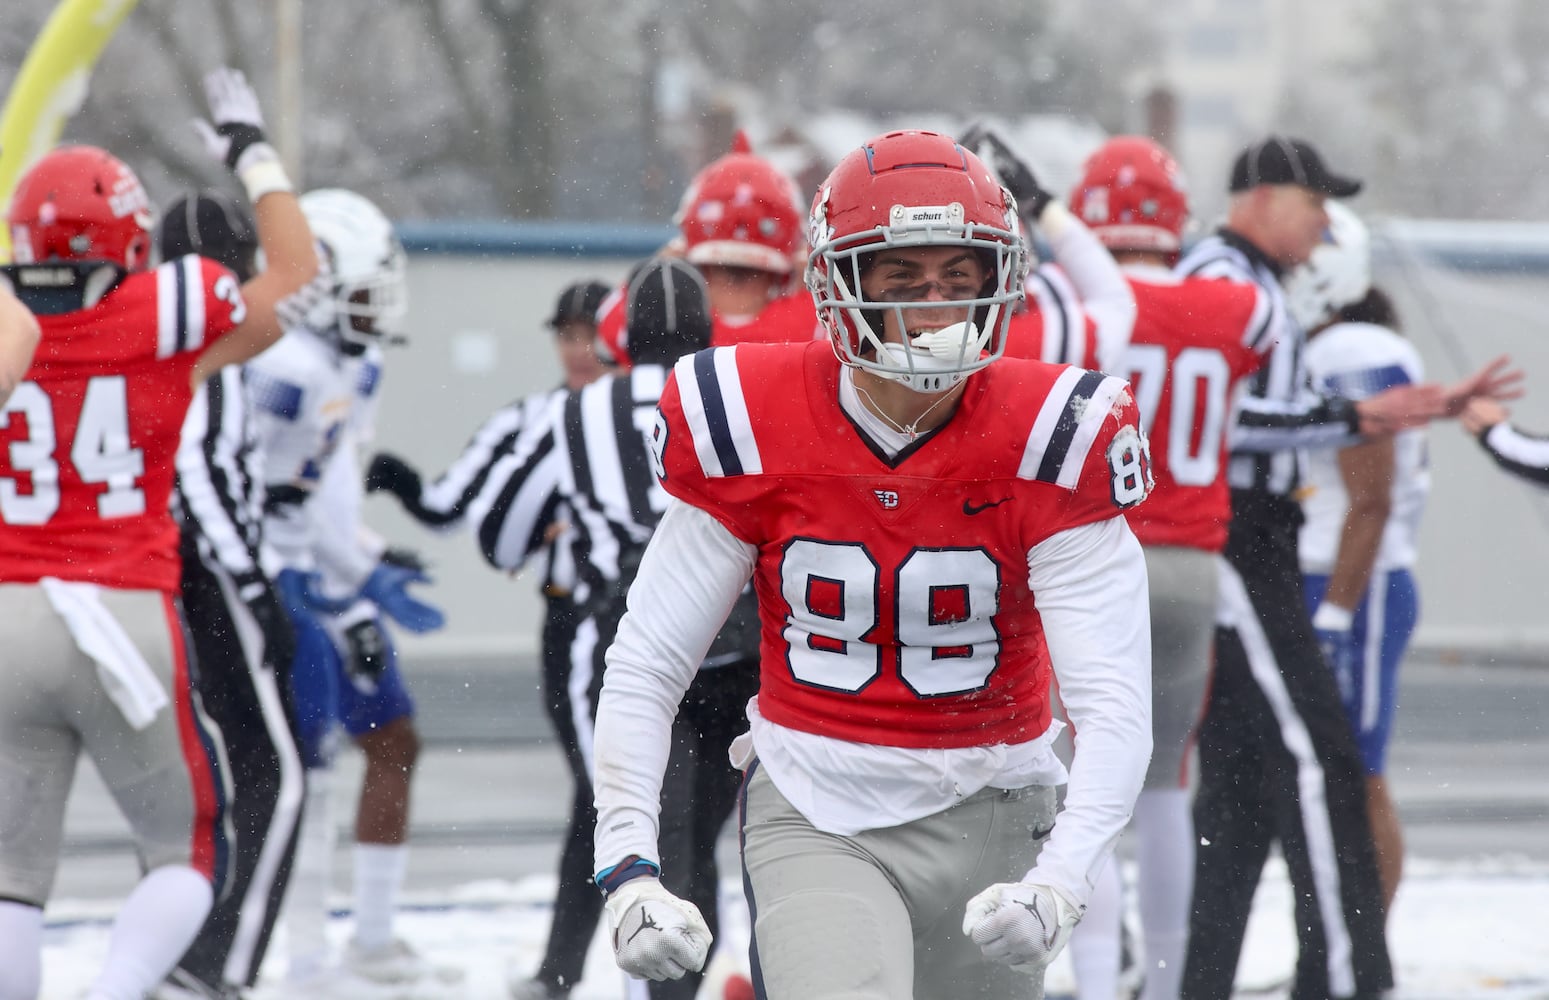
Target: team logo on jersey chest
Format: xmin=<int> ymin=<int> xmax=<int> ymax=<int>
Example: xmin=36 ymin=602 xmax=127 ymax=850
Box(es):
xmin=873 ymin=489 xmax=900 ymax=509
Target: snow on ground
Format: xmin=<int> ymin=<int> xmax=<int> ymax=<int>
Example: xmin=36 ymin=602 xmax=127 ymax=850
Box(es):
xmin=37 ymin=855 xmax=1549 ymax=1000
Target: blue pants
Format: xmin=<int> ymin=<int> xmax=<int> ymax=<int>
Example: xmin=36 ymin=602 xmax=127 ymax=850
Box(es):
xmin=286 ymin=605 xmax=415 ymax=769
xmin=1303 ymin=567 xmax=1419 ymax=775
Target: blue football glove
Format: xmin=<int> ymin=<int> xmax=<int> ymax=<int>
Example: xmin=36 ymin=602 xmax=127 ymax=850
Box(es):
xmin=361 ymin=561 xmax=445 ymax=633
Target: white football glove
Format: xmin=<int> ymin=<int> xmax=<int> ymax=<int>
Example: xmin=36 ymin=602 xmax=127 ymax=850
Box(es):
xmin=604 ymin=878 xmax=712 ymax=982
xmin=962 ymin=880 xmax=1084 ymax=975
xmin=192 ymin=68 xmax=276 ymax=173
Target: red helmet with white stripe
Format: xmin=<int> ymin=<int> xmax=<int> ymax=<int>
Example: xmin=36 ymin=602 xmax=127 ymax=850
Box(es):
xmin=7 ymin=145 xmax=155 ymax=270
xmin=806 ymin=129 xmax=1027 ymax=391
xmin=1069 ymin=136 xmax=1189 ymax=254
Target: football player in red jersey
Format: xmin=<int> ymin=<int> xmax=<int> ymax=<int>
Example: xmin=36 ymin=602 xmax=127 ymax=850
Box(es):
xmin=588 ymin=129 xmax=1154 ymax=1000
xmin=0 ymin=68 xmax=316 ymax=1000
xmin=596 ymin=132 xmax=820 ymax=364
xmin=1058 ymin=136 xmax=1272 ymax=1000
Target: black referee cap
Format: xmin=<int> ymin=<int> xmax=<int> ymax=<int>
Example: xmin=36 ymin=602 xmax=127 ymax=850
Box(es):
xmin=546 ymin=280 xmax=611 ymax=330
xmin=157 ymin=190 xmax=259 ymax=282
xmin=1229 ymin=136 xmax=1362 ymax=198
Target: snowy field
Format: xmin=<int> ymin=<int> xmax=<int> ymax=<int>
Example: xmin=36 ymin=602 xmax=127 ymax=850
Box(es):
xmin=35 ymin=858 xmax=1549 ymax=999
xmin=34 ymin=654 xmax=1549 ymax=999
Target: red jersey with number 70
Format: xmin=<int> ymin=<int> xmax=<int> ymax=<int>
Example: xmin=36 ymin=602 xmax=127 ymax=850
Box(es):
xmin=1115 ymin=271 xmax=1271 ymax=552
xmin=652 ymin=340 xmax=1151 ymax=749
xmin=0 ymin=255 xmax=245 ymax=592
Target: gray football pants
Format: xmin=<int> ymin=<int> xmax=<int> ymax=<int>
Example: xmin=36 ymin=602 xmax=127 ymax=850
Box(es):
xmin=740 ymin=762 xmax=1057 ymax=1000
xmin=0 ymin=583 xmax=228 ymax=905
xmin=1141 ymin=545 xmax=1217 ymax=790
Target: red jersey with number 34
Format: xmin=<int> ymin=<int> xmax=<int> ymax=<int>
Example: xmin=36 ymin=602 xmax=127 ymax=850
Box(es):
xmin=652 ymin=340 xmax=1151 ymax=749
xmin=0 ymin=255 xmax=244 ymax=591
xmin=1115 ymin=272 xmax=1271 ymax=552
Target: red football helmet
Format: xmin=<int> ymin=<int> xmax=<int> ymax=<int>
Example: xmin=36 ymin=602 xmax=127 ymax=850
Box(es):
xmin=674 ymin=149 xmax=804 ymax=274
xmin=8 ymin=145 xmax=155 ymax=270
xmin=806 ymin=129 xmax=1027 ymax=392
xmin=1068 ymin=136 xmax=1189 ymax=254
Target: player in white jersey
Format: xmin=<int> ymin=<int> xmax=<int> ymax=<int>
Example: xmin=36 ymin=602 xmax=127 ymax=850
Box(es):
xmin=246 ymin=189 xmax=450 ymax=993
xmin=1286 ymin=204 xmax=1432 ymax=921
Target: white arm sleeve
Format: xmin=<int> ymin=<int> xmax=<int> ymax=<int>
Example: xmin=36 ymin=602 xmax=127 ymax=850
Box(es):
xmin=1023 ymin=515 xmax=1152 ymax=906
xmin=1039 ymin=200 xmax=1137 ymax=372
xmin=591 ymin=499 xmax=758 ymax=871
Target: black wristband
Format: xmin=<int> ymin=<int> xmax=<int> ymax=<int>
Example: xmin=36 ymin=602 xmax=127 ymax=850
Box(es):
xmin=215 ymin=122 xmax=268 ymax=172
xmin=1327 ymin=395 xmax=1361 ymax=435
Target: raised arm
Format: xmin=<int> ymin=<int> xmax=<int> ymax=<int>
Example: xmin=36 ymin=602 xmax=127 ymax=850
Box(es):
xmin=190 ymin=68 xmax=320 ymax=384
xmin=960 ymin=122 xmax=1136 ymax=371
xmin=0 ymin=282 xmax=41 ymax=408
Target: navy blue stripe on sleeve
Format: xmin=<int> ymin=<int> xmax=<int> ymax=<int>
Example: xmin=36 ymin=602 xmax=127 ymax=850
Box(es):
xmin=693 ymin=349 xmax=744 ymax=477
xmin=1035 ymin=370 xmax=1107 ymax=484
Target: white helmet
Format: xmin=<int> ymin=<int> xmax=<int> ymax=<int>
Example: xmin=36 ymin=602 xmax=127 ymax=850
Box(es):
xmin=299 ymin=188 xmax=407 ymax=352
xmin=1284 ymin=200 xmax=1371 ymax=331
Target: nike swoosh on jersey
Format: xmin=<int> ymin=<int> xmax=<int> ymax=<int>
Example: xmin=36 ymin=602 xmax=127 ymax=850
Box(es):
xmin=963 ymin=497 xmax=1011 ymax=515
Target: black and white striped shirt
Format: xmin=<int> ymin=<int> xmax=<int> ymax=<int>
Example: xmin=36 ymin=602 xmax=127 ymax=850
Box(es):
xmin=386 ymin=387 xmax=577 ymax=595
xmin=1176 ymin=229 xmax=1360 ymax=497
xmin=174 ymin=366 xmax=271 ymax=582
xmin=405 ymin=391 xmax=556 ymax=530
xmin=473 ymin=366 xmax=669 ymax=609
xmin=1478 ymin=422 xmax=1549 ymax=487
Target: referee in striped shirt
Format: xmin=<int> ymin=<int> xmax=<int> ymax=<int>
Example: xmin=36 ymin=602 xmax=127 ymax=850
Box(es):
xmin=474 ymin=258 xmax=755 ymax=1000
xmin=1174 ymin=139 xmax=1413 ymax=1000
xmin=161 ymin=191 xmax=306 ymax=998
xmin=366 ymin=279 xmax=612 ymax=999
xmin=1168 ymin=138 xmax=1521 ymax=1000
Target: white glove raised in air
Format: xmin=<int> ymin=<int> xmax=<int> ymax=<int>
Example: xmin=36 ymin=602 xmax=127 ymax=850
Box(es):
xmin=191 ymin=67 xmax=291 ymax=201
xmin=604 ymin=878 xmax=712 ymax=982
xmin=962 ymin=880 xmax=1084 ymax=974
xmin=192 ymin=68 xmax=270 ymax=167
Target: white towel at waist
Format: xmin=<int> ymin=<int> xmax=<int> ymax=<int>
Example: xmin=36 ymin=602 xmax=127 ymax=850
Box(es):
xmin=39 ymin=577 xmax=169 ymax=731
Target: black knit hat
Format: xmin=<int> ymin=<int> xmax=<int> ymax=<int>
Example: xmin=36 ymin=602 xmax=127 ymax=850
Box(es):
xmin=624 ymin=257 xmax=712 ymax=365
xmin=157 ymin=190 xmax=259 ymax=281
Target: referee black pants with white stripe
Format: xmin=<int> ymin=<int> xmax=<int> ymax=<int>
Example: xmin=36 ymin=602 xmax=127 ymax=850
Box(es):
xmin=1182 ymin=492 xmax=1392 ymax=1000
xmin=173 ymin=542 xmax=305 ymax=991
xmin=534 ymin=595 xmax=602 ymax=993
